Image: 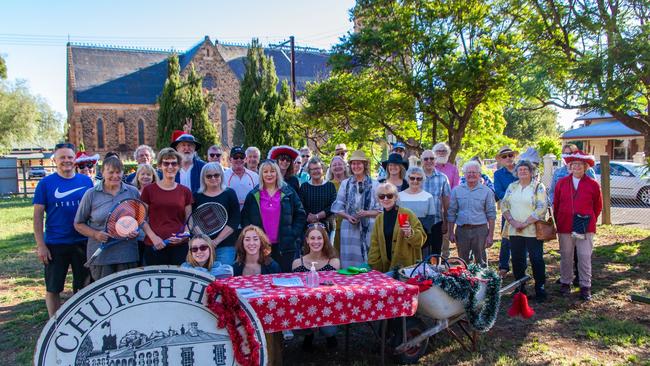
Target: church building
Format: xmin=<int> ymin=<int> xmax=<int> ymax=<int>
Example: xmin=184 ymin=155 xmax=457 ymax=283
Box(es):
xmin=66 ymin=36 xmax=330 ymax=156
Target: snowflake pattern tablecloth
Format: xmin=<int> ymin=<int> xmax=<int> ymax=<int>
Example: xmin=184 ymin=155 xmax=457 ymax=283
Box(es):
xmin=217 ymin=270 xmax=419 ymax=333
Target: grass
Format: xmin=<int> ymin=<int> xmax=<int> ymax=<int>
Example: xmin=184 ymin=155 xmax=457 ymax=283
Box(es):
xmin=1 ymin=198 xmax=649 ymax=365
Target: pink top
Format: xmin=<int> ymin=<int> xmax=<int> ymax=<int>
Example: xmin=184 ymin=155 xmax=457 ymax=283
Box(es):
xmin=436 ymin=163 xmax=460 ymax=189
xmin=260 ymin=189 xmax=282 ymax=244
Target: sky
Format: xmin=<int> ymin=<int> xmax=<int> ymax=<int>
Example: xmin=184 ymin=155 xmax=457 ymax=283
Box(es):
xmin=1 ymin=0 xmax=578 ymax=129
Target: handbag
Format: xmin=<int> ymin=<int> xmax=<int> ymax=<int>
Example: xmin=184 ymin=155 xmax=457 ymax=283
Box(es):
xmin=535 ymin=208 xmax=557 ymax=241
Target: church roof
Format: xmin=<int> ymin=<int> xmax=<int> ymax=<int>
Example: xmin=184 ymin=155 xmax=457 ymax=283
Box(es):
xmin=68 ymin=39 xmax=330 ymax=105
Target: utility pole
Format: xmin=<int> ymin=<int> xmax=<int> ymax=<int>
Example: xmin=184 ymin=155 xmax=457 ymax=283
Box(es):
xmin=269 ymin=36 xmax=297 ymax=102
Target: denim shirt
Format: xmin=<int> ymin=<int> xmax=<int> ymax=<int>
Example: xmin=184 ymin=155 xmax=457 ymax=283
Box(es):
xmin=447 ymin=183 xmax=497 ymax=226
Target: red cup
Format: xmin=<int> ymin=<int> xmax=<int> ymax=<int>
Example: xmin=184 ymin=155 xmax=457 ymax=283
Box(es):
xmin=398 ymin=213 xmax=409 ymax=227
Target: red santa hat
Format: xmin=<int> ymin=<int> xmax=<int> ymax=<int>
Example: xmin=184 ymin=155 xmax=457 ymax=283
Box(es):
xmin=74 ymin=151 xmax=100 ymax=165
xmin=170 ymin=130 xmax=185 ymax=143
xmin=267 ymin=145 xmax=299 ymax=161
xmin=562 ymin=150 xmax=595 ymax=167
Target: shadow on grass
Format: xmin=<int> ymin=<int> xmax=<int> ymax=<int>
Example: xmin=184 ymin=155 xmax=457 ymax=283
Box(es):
xmin=0 ymin=299 xmax=49 ymax=366
xmin=0 ymin=233 xmax=41 ymax=280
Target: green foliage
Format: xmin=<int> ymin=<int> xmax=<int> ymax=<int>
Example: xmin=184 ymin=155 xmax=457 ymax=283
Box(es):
xmin=236 ymin=39 xmax=293 ymax=155
xmin=156 ymin=55 xmax=216 ymax=156
xmin=504 ymin=104 xmax=559 ymax=143
xmin=577 ymin=316 xmax=650 ymax=347
xmin=331 ymin=0 xmax=530 ymax=160
xmin=0 ymin=80 xmax=64 ymax=153
xmin=535 ymin=136 xmax=561 ymax=158
xmin=0 ymin=55 xmax=6 ymax=79
xmin=525 ymin=0 xmax=650 ymax=154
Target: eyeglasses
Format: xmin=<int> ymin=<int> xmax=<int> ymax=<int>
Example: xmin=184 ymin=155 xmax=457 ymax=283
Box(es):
xmin=77 ymin=163 xmax=94 ymax=170
xmin=209 ymin=153 xmax=222 ymax=158
xmin=231 ymin=155 xmax=245 ymax=160
xmin=190 ymin=245 xmax=210 ymax=253
xmin=55 ymin=142 xmax=75 ymax=150
xmin=501 ymin=153 xmax=515 ymax=158
xmin=434 ymin=150 xmax=447 ymax=154
xmin=408 ymin=176 xmax=423 ymax=182
xmin=378 ymin=193 xmax=394 ymax=200
xmin=307 ymin=222 xmax=326 ymax=230
xmin=205 ymin=174 xmax=220 ymax=180
xmin=357 ymin=181 xmax=364 ymax=194
xmin=335 ymin=151 xmax=347 ymax=156
xmin=161 ymin=161 xmax=179 ymax=167
xmin=422 ymin=157 xmax=435 ymax=161
xmin=301 ymin=155 xmax=310 ymax=159
xmin=278 ymin=156 xmax=292 ymax=162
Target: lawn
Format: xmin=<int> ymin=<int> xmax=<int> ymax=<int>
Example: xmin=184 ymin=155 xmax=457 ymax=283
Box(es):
xmin=1 ymin=198 xmax=649 ymax=365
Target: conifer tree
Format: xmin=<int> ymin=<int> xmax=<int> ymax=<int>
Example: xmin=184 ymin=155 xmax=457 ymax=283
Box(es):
xmin=156 ymin=55 xmax=183 ymax=151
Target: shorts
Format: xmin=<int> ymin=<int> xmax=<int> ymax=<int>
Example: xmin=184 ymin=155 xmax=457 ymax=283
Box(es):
xmin=44 ymin=242 xmax=92 ymax=293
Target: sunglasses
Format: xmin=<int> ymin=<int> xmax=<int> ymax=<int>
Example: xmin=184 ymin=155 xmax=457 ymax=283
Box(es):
xmin=278 ymin=156 xmax=292 ymax=162
xmin=77 ymin=163 xmax=94 ymax=170
xmin=307 ymin=222 xmax=326 ymax=229
xmin=209 ymin=153 xmax=222 ymax=158
xmin=205 ymin=173 xmax=221 ymax=179
xmin=378 ymin=193 xmax=394 ymax=200
xmin=301 ymin=155 xmax=310 ymax=159
xmin=501 ymin=153 xmax=515 ymax=158
xmin=409 ymin=176 xmax=423 ymax=182
xmin=190 ymin=245 xmax=210 ymax=253
xmin=161 ymin=161 xmax=179 ymax=167
xmin=231 ymin=155 xmax=245 ymax=160
xmin=357 ymin=181 xmax=364 ymax=194
xmin=422 ymin=157 xmax=435 ymax=161
xmin=336 ymin=151 xmax=347 ymax=156
xmin=55 ymin=142 xmax=75 ymax=150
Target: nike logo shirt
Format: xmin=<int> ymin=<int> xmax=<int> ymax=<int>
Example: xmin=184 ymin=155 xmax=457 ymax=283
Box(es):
xmin=33 ymin=173 xmax=94 ymax=244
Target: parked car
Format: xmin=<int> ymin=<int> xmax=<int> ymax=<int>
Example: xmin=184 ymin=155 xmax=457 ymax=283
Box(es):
xmin=593 ymin=161 xmax=650 ymax=205
xmin=28 ymin=166 xmax=47 ymax=179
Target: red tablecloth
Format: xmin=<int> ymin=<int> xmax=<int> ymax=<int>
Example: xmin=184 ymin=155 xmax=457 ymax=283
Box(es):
xmin=217 ymin=270 xmax=419 ymax=333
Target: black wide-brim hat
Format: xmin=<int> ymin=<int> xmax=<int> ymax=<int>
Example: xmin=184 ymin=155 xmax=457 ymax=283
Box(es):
xmin=170 ymin=134 xmax=202 ymax=151
xmin=381 ymin=153 xmax=409 ymax=170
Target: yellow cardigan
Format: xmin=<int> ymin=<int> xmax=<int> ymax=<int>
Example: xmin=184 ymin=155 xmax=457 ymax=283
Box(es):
xmin=368 ymin=207 xmax=427 ymax=272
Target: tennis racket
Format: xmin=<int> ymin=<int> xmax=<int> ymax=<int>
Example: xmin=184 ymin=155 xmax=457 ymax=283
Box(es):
xmin=85 ymin=199 xmax=148 ymax=267
xmin=160 ymin=202 xmax=229 ymax=247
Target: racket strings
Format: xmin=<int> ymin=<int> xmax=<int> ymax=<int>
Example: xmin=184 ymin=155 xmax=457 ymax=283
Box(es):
xmin=189 ymin=205 xmax=228 ymax=236
xmin=106 ymin=200 xmax=147 ymax=237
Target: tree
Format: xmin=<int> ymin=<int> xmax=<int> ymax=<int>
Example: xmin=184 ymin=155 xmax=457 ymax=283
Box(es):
xmin=156 ymin=55 xmax=216 ymax=156
xmin=0 ymin=55 xmax=6 ymax=79
xmin=236 ymin=39 xmax=292 ymax=155
xmin=331 ymin=0 xmax=530 ymax=161
xmin=524 ymin=0 xmax=650 ymax=156
xmin=504 ymin=103 xmax=559 ymax=143
xmin=0 ymin=80 xmax=64 ymax=153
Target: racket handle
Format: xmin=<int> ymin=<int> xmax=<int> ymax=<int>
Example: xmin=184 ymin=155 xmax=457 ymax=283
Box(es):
xmin=84 ymin=248 xmax=103 ymax=267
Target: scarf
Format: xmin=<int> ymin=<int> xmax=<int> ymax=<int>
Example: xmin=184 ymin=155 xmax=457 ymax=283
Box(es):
xmin=344 ymin=175 xmax=374 ymax=261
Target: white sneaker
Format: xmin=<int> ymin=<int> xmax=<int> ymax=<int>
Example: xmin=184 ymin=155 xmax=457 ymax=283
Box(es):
xmin=282 ymin=330 xmax=294 ymax=340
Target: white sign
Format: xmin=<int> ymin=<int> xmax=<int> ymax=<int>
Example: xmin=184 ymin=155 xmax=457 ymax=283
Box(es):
xmin=34 ymin=266 xmax=267 ymax=366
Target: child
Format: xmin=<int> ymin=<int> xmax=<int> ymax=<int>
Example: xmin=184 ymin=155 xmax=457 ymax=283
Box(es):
xmin=181 ymin=234 xmax=233 ymax=278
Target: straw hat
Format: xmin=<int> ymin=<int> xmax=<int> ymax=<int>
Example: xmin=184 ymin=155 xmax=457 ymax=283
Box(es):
xmin=348 ymin=150 xmax=369 ymax=162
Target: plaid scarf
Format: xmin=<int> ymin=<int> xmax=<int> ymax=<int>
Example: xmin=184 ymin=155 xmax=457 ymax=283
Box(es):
xmin=344 ymin=175 xmax=373 ymax=261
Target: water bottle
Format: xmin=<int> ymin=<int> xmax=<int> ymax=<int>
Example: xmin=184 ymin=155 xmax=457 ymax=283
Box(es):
xmin=306 ymin=262 xmax=319 ymax=288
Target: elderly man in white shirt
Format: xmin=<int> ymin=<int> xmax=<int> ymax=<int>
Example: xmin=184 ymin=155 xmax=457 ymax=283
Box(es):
xmin=223 ymin=146 xmax=259 ymax=210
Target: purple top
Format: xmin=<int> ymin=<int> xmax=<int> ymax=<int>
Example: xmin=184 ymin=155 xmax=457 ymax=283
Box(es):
xmin=436 ymin=163 xmax=460 ymax=189
xmin=260 ymin=189 xmax=282 ymax=244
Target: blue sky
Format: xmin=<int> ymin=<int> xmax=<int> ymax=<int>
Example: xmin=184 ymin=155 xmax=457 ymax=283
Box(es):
xmin=1 ymin=0 xmax=577 ymax=128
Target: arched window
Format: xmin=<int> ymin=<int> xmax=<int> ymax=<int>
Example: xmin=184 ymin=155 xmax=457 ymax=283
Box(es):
xmin=220 ymin=103 xmax=228 ymax=145
xmin=118 ymin=118 xmax=126 ymax=145
xmin=138 ymin=118 xmax=145 ymax=145
xmin=97 ymin=118 xmax=105 ymax=149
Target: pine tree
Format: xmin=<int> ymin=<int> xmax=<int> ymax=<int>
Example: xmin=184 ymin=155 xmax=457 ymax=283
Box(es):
xmin=236 ymin=39 xmax=292 ymax=155
xmin=156 ymin=55 xmax=216 ymax=157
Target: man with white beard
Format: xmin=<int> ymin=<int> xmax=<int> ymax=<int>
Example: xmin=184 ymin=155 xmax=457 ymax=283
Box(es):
xmin=170 ymin=133 xmax=205 ymax=193
xmin=432 ymin=142 xmax=460 ymax=258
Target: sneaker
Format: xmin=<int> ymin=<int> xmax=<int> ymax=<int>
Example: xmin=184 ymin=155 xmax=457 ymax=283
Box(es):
xmin=580 ymin=287 xmax=592 ymax=301
xmin=326 ymin=336 xmax=338 ymax=349
xmin=535 ymin=288 xmax=548 ymax=303
xmin=559 ymin=283 xmax=571 ymax=296
xmin=302 ymin=334 xmax=314 ymax=352
xmin=282 ymin=330 xmax=294 ymax=341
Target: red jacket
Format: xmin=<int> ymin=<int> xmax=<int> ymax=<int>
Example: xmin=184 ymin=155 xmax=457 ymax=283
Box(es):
xmin=553 ymin=175 xmax=602 ymax=233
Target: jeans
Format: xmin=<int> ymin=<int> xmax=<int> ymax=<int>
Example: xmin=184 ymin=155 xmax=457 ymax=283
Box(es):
xmin=510 ymin=236 xmax=546 ymax=292
xmin=498 ymin=238 xmax=512 ymax=271
xmin=216 ymin=245 xmax=236 ymax=267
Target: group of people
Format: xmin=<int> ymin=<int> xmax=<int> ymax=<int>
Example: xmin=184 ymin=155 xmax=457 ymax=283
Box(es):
xmin=34 ymin=130 xmax=603 ymax=349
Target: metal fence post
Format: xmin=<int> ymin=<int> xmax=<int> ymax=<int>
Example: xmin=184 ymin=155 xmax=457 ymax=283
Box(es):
xmin=21 ymin=163 xmax=28 ymax=199
xmin=600 ymin=155 xmax=611 ymax=225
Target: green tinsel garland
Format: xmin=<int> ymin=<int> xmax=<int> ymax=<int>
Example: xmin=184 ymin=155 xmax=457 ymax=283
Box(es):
xmin=431 ymin=264 xmax=502 ymax=332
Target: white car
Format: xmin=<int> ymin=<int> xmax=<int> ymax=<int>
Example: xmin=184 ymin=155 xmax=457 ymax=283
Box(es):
xmin=594 ymin=161 xmax=650 ymax=205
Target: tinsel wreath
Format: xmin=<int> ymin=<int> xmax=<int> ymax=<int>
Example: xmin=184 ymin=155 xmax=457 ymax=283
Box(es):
xmin=207 ymin=282 xmax=261 ymax=366
xmin=409 ymin=264 xmax=501 ymax=332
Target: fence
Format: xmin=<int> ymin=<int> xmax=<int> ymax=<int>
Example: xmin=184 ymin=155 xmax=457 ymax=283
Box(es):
xmin=541 ymin=154 xmax=650 ymax=229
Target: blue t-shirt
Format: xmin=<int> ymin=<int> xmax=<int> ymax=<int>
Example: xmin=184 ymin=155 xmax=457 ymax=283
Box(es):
xmin=33 ymin=173 xmax=94 ymax=245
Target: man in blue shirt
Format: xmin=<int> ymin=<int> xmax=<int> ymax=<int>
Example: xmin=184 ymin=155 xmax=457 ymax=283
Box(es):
xmin=171 ymin=134 xmax=205 ymax=193
xmin=493 ymin=147 xmax=519 ymax=277
xmin=33 ymin=143 xmax=94 ymax=317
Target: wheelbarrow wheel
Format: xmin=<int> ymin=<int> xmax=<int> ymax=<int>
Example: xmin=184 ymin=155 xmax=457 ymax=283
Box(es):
xmin=395 ymin=317 xmax=429 ymax=364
